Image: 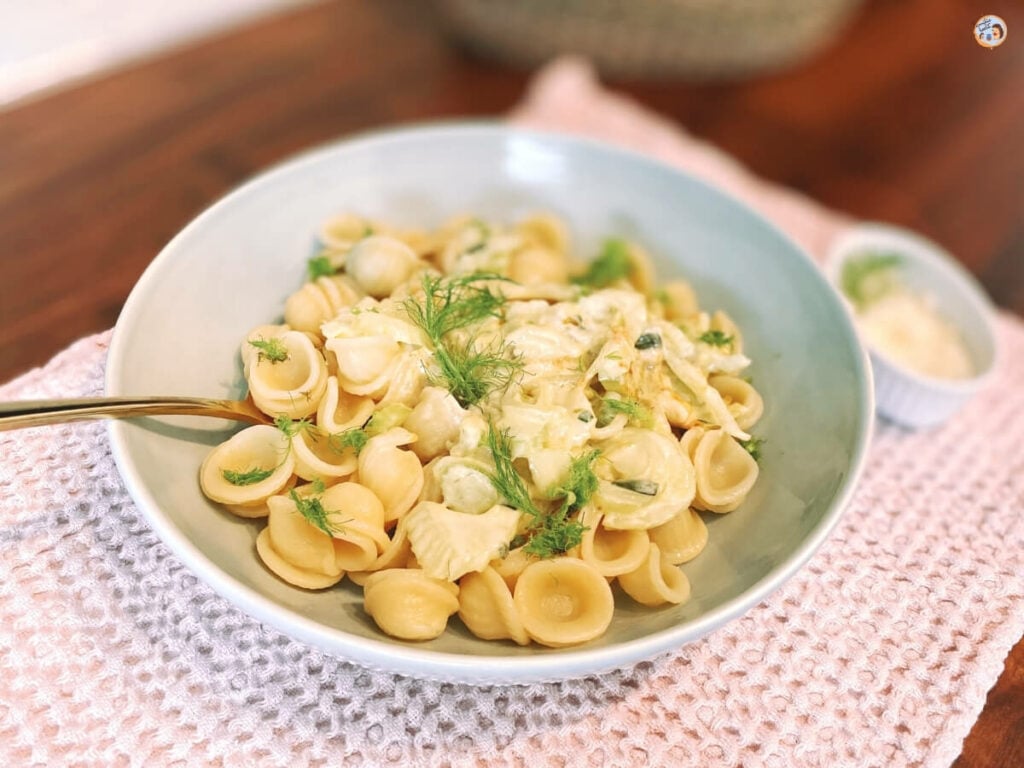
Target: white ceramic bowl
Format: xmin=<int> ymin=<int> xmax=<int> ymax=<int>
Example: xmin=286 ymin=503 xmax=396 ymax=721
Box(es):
xmin=106 ymin=123 xmax=873 ymax=684
xmin=826 ymin=223 xmax=998 ymax=429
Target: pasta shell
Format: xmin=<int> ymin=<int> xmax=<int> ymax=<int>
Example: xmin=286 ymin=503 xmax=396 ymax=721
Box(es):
xmin=256 ymin=493 xmax=344 ymax=589
xmin=357 ymin=428 xmax=425 ymax=523
xmin=617 ymin=543 xmax=691 ymax=607
xmin=488 ymin=547 xmax=536 ymax=592
xmin=319 ymin=212 xmax=375 ymax=250
xmin=686 ymin=427 xmax=760 ymax=513
xmin=458 ymin=567 xmax=530 ymax=645
xmin=284 ymin=275 xmax=364 ymax=335
xmin=347 ymin=518 xmax=414 ymax=585
xmin=513 ymin=558 xmax=614 ymax=648
xmin=246 ymin=330 xmax=328 ymax=419
xmin=517 ymin=213 xmax=569 ymax=255
xmin=345 ymin=235 xmax=420 ymax=298
xmin=649 ymin=508 xmax=708 ymax=565
xmin=508 ymin=246 xmax=570 ymax=285
xmin=362 ymin=569 xmax=459 ymax=641
xmin=256 ymin=529 xmax=342 ymax=590
xmin=320 ymin=482 xmax=390 ymax=572
xmin=199 ymin=425 xmax=295 ymax=507
xmin=709 ymin=374 xmax=764 ymax=431
xmin=291 ymin=427 xmax=359 ymax=482
xmin=316 ymin=377 xmax=375 ymax=433
xmin=579 ymin=507 xmax=651 ymax=577
xmin=326 ymin=335 xmax=401 ymax=397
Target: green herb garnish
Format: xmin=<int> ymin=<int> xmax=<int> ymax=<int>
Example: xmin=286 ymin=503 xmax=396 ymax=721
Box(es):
xmin=841 ymin=252 xmax=902 ymax=309
xmin=289 ymin=479 xmax=343 ymax=536
xmin=307 ymin=254 xmax=336 ymax=280
xmin=485 ymin=425 xmax=589 ymax=558
xmin=221 ymin=467 xmax=275 ymax=486
xmin=274 ymin=414 xmax=315 ymax=438
xmin=597 ymin=396 xmax=652 ymax=428
xmin=328 ymin=428 xmax=369 ymax=456
xmin=403 ymin=273 xmax=522 ymax=407
xmin=249 ymin=337 xmax=289 ymax=363
xmin=698 ymin=330 xmax=734 ymax=348
xmin=572 ymin=238 xmax=633 ymax=289
xmin=739 ymin=436 xmax=764 ymax=462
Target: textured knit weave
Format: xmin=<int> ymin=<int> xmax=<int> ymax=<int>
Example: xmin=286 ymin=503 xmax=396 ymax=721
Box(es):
xmin=2 ymin=61 xmax=1023 ymax=768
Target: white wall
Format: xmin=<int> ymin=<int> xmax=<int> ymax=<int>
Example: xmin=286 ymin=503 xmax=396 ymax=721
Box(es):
xmin=0 ymin=0 xmax=313 ymax=107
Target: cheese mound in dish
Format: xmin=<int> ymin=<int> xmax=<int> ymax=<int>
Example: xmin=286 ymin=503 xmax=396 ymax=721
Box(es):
xmin=198 ymin=213 xmax=765 ymax=647
xmin=841 ymin=251 xmax=975 ymax=380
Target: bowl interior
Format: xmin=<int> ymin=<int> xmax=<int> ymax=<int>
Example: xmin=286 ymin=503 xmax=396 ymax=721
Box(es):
xmin=107 ymin=124 xmax=871 ymax=683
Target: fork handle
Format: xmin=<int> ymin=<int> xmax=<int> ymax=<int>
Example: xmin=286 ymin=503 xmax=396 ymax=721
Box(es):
xmin=0 ymin=396 xmax=270 ymax=431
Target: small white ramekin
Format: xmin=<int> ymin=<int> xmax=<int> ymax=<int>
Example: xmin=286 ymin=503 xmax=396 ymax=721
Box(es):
xmin=825 ymin=223 xmax=998 ymax=429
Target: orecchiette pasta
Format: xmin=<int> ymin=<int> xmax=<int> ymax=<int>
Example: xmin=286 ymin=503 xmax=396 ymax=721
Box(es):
xmin=680 ymin=425 xmax=760 ymax=513
xmin=513 ymin=558 xmax=615 ymax=648
xmin=199 ymin=212 xmax=767 ymax=648
xmin=362 ymin=569 xmax=460 ymax=641
xmin=457 ymin=566 xmax=530 ymax=645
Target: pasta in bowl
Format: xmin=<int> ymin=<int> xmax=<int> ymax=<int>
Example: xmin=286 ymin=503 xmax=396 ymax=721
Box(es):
xmin=106 ymin=124 xmax=872 ymax=683
xmin=199 ymin=213 xmax=765 ymax=648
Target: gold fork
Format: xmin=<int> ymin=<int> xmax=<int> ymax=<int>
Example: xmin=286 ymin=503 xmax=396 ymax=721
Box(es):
xmin=0 ymin=396 xmax=272 ymax=431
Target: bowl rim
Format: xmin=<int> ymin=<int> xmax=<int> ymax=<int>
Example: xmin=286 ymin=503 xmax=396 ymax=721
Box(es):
xmin=106 ymin=120 xmax=875 ymax=684
xmin=825 ymin=221 xmax=999 ymax=395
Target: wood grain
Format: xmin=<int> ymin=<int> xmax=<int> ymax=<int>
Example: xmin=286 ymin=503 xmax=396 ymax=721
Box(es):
xmin=0 ymin=0 xmax=1020 ymax=762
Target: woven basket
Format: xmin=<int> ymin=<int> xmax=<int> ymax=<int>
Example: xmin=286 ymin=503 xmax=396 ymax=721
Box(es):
xmin=433 ymin=0 xmax=865 ymax=80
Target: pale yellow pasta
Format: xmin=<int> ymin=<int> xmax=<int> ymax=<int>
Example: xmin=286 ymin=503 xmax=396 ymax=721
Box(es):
xmin=319 ymin=212 xmax=376 ymax=250
xmin=284 ymin=274 xmax=364 ymax=335
xmin=200 ymin=211 xmax=768 ymax=648
xmin=489 ymin=547 xmax=535 ymax=592
xmin=325 ymin=335 xmax=402 ymax=399
xmin=516 ymin=213 xmax=569 ymax=255
xmin=648 ymin=508 xmax=708 ymax=565
xmin=316 ymin=377 xmax=375 ymax=433
xmin=709 ymin=374 xmax=764 ymax=431
xmin=345 ymin=235 xmax=422 ymax=298
xmin=458 ymin=566 xmax=530 ymax=645
xmin=320 ymin=482 xmax=390 ymax=572
xmin=508 ymin=246 xmax=570 ymax=285
xmin=617 ymin=543 xmax=691 ymax=607
xmin=356 ymin=428 xmax=425 ymax=524
xmin=347 ymin=518 xmax=415 ymax=585
xmin=376 ymin=349 xmax=428 ymax=407
xmin=680 ymin=426 xmax=759 ymax=513
xmin=578 ymin=507 xmax=650 ymax=578
xmin=290 ymin=427 xmax=358 ymax=482
xmin=257 ymin=492 xmax=344 ymax=589
xmin=656 ymin=280 xmax=700 ymax=322
xmin=513 ymin=558 xmax=614 ymax=648
xmin=362 ymin=569 xmax=460 ymax=641
xmin=199 ymin=425 xmax=295 ymax=508
xmin=245 ymin=330 xmax=328 ymax=419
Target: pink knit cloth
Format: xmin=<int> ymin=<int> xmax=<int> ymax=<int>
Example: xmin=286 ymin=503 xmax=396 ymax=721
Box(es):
xmin=2 ymin=59 xmax=1023 ymax=767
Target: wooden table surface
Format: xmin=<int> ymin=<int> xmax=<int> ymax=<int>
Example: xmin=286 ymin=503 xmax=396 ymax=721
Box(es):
xmin=0 ymin=0 xmax=1020 ymax=763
